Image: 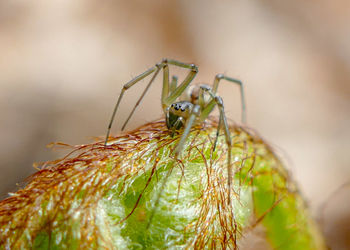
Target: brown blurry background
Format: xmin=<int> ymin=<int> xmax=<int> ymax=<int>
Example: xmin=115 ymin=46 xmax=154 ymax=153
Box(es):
xmin=0 ymin=0 xmax=349 ymax=249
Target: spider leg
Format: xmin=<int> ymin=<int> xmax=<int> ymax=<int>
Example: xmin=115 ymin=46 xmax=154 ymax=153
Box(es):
xmin=161 ymin=62 xmax=170 ymax=111
xmin=216 ymin=98 xmax=233 ymax=205
xmin=105 ymin=65 xmax=160 ymax=145
xmin=169 ymin=76 xmax=178 ymax=94
xmin=171 ymin=117 xmax=185 ymax=137
xmin=174 ymin=105 xmax=201 ymax=158
xmin=105 ymin=65 xmax=161 ymax=145
xmin=199 ymin=86 xmax=233 ymax=205
xmin=163 ymin=60 xmax=198 ymax=108
xmin=212 ymin=111 xmax=223 ymax=154
xmin=212 ymin=74 xmax=246 ymax=124
xmin=121 ymin=65 xmax=162 ymax=131
xmin=197 ymin=85 xmax=223 ymax=153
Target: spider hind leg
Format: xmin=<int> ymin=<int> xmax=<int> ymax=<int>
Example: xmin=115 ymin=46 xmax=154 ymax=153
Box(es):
xmin=199 ymin=86 xmax=233 ymax=205
xmin=213 ymin=74 xmax=246 ymax=124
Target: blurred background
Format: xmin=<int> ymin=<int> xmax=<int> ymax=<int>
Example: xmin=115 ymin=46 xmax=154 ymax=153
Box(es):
xmin=0 ymin=0 xmax=349 ymax=248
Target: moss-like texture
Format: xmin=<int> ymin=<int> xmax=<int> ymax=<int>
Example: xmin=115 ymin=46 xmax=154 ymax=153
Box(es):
xmin=0 ymin=119 xmax=325 ymax=249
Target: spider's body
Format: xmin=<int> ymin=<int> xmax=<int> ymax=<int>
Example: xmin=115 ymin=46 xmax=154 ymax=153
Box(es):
xmin=105 ymin=59 xmax=246 ymax=209
xmin=166 ymin=83 xmax=218 ymax=135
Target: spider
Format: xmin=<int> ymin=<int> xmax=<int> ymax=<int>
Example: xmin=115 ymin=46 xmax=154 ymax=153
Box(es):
xmin=104 ymin=59 xmax=246 ymax=199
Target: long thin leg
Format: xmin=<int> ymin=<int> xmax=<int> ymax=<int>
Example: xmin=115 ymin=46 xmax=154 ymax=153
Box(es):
xmin=198 ymin=85 xmax=217 ymax=121
xmin=174 ymin=105 xmax=201 ymax=158
xmin=170 ymin=116 xmax=185 ymax=137
xmin=105 ymin=65 xmax=160 ymax=145
xmin=163 ymin=60 xmax=198 ymax=107
xmin=161 ymin=63 xmax=170 ymax=111
xmin=169 ymin=76 xmax=178 ymax=93
xmin=200 ymin=86 xmax=233 ymax=205
xmin=121 ymin=67 xmax=162 ymax=131
xmin=198 ymin=85 xmax=222 ymax=154
xmin=212 ymin=74 xmax=246 ymax=124
xmin=218 ymin=100 xmax=233 ymax=205
xmin=212 ymin=111 xmax=223 ymax=154
xmin=148 ymin=104 xmax=198 ymax=229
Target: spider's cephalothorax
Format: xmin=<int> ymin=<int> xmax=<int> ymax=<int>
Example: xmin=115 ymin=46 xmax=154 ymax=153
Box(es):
xmin=105 ymin=58 xmax=246 ymax=208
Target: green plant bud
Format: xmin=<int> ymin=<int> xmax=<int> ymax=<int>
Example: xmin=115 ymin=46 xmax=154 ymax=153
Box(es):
xmin=0 ymin=120 xmax=326 ymax=249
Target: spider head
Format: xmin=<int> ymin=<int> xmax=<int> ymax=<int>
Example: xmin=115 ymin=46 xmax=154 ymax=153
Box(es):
xmin=166 ymin=101 xmax=193 ymax=136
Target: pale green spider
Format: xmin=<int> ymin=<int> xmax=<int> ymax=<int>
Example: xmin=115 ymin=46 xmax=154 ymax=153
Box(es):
xmin=105 ymin=59 xmax=246 ymax=199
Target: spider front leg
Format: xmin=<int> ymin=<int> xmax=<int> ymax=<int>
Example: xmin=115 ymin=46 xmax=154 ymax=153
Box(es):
xmin=162 ymin=60 xmax=198 ymax=110
xmin=173 ymin=105 xmax=201 ymax=158
xmin=105 ymin=65 xmax=161 ymax=146
xmin=169 ymin=76 xmax=178 ymax=94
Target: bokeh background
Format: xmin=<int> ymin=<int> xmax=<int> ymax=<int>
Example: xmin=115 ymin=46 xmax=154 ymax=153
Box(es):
xmin=0 ymin=0 xmax=349 ymax=249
